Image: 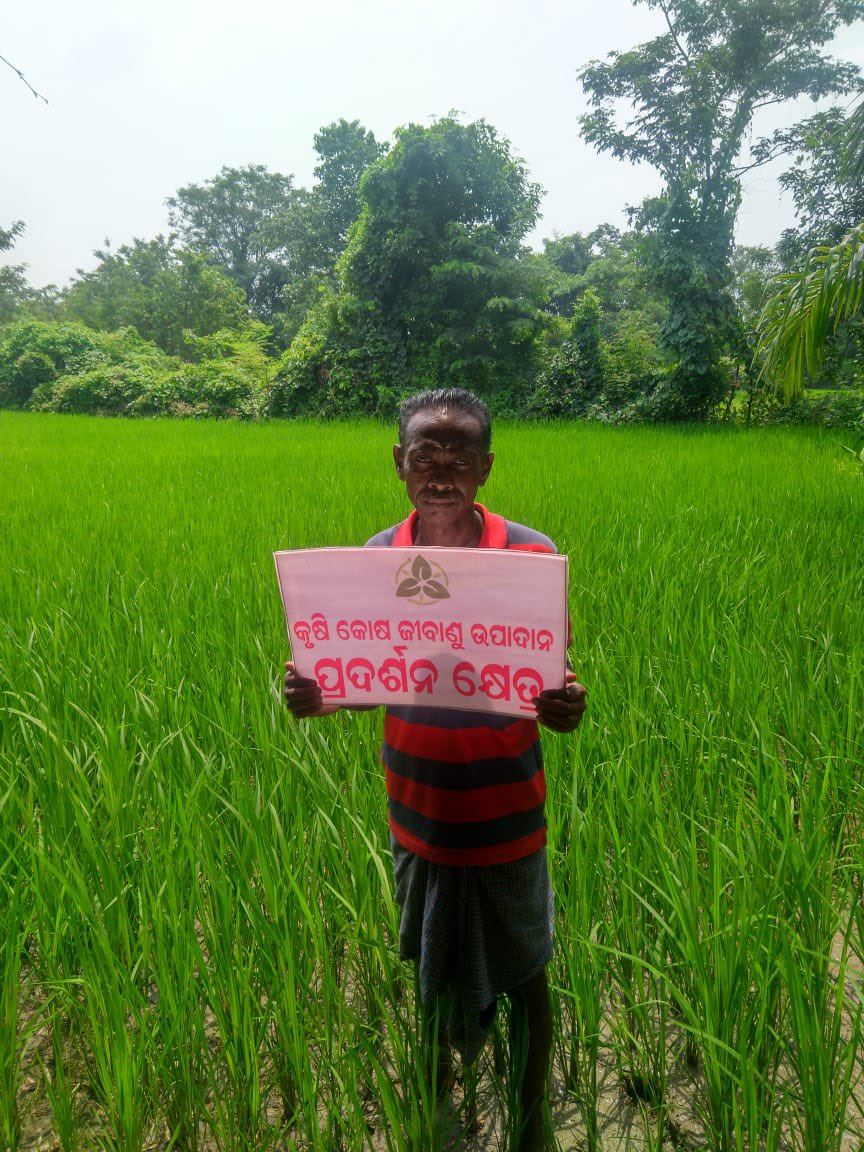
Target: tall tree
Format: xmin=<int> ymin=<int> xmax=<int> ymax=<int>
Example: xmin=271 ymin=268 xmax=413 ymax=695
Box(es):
xmin=580 ymin=0 xmax=861 ymax=419
xmin=533 ymin=226 xmax=663 ymax=332
xmin=531 ymin=287 xmax=610 ymax=417
xmin=570 ymin=287 xmax=606 ymax=403
xmin=277 ymin=117 xmax=545 ymax=416
xmin=0 ymin=221 xmax=25 ymax=253
xmin=530 ymin=227 xmax=629 ymax=319
xmin=310 ymin=119 xmax=388 ymax=262
xmin=167 ymin=165 xmax=300 ymax=320
xmin=0 ymin=221 xmax=29 ymax=324
xmin=277 ymin=120 xmax=387 ymax=340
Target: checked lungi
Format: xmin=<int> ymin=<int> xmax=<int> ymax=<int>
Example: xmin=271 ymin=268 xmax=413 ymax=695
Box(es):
xmin=391 ymin=836 xmax=555 ymax=1065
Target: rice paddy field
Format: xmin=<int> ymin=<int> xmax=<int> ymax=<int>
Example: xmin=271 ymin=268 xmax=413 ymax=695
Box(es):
xmin=1 ymin=411 xmax=863 ymax=1152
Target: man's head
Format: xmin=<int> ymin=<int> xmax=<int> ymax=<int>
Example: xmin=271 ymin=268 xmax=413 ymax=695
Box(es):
xmin=394 ymin=389 xmax=494 ymax=533
xmin=397 ymin=389 xmax=492 ymax=455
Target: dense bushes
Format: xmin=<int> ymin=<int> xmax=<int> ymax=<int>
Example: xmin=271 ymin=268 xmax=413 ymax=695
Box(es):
xmin=0 ymin=322 xmax=106 ymax=408
xmin=0 ymin=320 xmax=272 ymax=419
xmin=269 ymin=292 xmax=405 ymax=419
xmin=738 ymin=387 xmax=864 ymax=433
xmin=2 ymin=317 xmax=862 ymax=431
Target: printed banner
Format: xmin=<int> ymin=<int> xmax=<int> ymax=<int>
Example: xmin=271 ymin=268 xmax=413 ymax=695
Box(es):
xmin=274 ymin=546 xmax=569 ymax=717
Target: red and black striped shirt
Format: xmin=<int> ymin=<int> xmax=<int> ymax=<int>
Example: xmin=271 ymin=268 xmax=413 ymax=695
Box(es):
xmin=365 ymin=504 xmax=556 ymax=866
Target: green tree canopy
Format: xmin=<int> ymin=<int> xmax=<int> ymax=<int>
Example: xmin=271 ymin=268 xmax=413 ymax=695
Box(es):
xmin=165 ymin=133 xmax=385 ymax=343
xmin=767 ymin=106 xmax=864 ymax=265
xmin=756 ymin=91 xmax=864 ymax=398
xmin=278 ymin=116 xmax=546 ymax=415
xmin=310 ymin=119 xmax=388 ymax=263
xmin=0 ymin=221 xmax=58 ymax=324
xmin=531 ymin=225 xmax=664 ymax=333
xmin=0 ymin=221 xmax=29 ymax=325
xmin=275 ymin=120 xmax=387 ymax=342
xmin=166 ymin=165 xmax=300 ymax=320
xmin=580 ymin=0 xmax=861 ymax=418
xmin=64 ymin=236 xmax=248 ymax=358
xmin=0 ymin=221 xmax=25 ymax=253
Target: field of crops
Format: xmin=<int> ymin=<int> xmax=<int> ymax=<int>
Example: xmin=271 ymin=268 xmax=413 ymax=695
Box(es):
xmin=1 ymin=412 xmax=863 ymax=1152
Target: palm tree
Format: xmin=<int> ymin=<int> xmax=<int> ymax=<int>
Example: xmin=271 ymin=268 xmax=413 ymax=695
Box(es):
xmin=756 ymin=98 xmax=864 ymax=400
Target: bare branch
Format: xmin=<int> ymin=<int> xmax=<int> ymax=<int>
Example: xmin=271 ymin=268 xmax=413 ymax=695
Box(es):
xmin=656 ymin=0 xmax=691 ymax=66
xmin=0 ymin=53 xmax=48 ymax=104
xmin=732 ymin=147 xmax=788 ymax=177
xmin=750 ymin=96 xmax=786 ymax=113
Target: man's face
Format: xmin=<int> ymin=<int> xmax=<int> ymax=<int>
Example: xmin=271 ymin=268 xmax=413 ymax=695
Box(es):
xmin=394 ymin=408 xmax=493 ymax=525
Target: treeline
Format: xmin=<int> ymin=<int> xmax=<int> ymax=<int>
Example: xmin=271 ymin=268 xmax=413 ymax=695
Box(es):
xmin=2 ymin=3 xmax=863 ymax=425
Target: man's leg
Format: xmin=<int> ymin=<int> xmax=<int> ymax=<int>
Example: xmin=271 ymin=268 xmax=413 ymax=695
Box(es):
xmin=509 ymin=967 xmax=553 ymax=1152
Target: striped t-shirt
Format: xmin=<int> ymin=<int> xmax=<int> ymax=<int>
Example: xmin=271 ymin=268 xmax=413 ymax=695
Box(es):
xmin=365 ymin=503 xmax=556 ymax=866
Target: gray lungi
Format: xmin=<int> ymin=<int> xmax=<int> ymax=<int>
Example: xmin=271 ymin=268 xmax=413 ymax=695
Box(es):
xmin=391 ymin=835 xmax=555 ymax=1065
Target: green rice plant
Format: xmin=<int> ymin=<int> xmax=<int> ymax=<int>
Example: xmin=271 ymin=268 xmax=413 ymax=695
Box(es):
xmin=776 ymin=754 xmax=862 ymax=1152
xmin=78 ymin=944 xmax=153 ymax=1152
xmin=38 ymin=1014 xmax=81 ymax=1152
xmin=1 ymin=414 xmax=863 ymax=1150
xmin=0 ymin=870 xmax=31 ymax=1152
xmin=782 ymin=925 xmax=861 ymax=1152
xmin=548 ymin=747 xmax=608 ymax=1152
xmin=602 ymin=752 xmax=671 ymax=1140
xmin=144 ymin=863 xmax=208 ymax=1150
xmin=258 ymin=738 xmax=360 ymax=1144
xmin=355 ymin=974 xmax=445 ymax=1151
xmin=639 ymin=796 xmax=787 ymax=1152
xmin=254 ymin=805 xmax=321 ymax=1132
xmin=194 ymin=835 xmax=273 ymax=1150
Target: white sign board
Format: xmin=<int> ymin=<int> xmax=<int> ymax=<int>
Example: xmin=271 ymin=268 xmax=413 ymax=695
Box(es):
xmin=274 ymin=546 xmax=568 ymax=717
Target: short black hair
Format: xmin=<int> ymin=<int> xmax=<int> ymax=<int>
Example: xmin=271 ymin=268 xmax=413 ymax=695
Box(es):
xmin=398 ymin=388 xmax=492 ymax=453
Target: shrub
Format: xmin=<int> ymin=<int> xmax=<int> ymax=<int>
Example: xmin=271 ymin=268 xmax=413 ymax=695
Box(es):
xmin=0 ymin=319 xmax=282 ymax=420
xmin=178 ymin=324 xmax=274 ymax=419
xmin=726 ymin=387 xmax=864 ymax=432
xmin=528 ymin=342 xmax=588 ymax=417
xmin=35 ymin=363 xmax=166 ymax=416
xmin=799 ymin=389 xmax=864 ymax=431
xmin=269 ymin=294 xmax=403 ymax=419
xmin=0 ymin=321 xmax=105 ymax=408
xmin=173 ymin=362 xmax=260 ymax=419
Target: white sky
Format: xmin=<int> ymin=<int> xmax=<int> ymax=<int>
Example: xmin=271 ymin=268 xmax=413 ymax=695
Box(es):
xmin=2 ymin=0 xmax=863 ymax=289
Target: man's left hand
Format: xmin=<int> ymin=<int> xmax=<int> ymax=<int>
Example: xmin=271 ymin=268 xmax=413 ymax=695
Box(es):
xmin=534 ymin=671 xmax=587 ymax=733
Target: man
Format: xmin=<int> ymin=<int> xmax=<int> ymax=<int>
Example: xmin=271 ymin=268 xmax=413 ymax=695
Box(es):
xmin=284 ymin=388 xmax=586 ymax=1151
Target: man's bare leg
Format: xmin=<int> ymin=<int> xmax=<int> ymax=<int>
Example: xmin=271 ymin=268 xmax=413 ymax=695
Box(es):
xmin=509 ymin=968 xmax=553 ymax=1152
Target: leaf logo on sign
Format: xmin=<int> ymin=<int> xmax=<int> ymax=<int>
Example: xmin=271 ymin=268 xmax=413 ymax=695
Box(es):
xmin=395 ymin=554 xmax=450 ymax=605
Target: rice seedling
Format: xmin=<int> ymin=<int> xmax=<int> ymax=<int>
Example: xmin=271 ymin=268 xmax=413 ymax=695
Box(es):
xmin=38 ymin=1015 xmax=82 ymax=1152
xmin=547 ymin=747 xmax=608 ymax=1152
xmin=1 ymin=412 xmax=862 ymax=1150
xmin=0 ymin=878 xmax=30 ymax=1151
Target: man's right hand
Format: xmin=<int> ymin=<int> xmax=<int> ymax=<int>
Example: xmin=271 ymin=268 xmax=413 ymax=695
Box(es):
xmin=283 ymin=661 xmax=341 ymax=719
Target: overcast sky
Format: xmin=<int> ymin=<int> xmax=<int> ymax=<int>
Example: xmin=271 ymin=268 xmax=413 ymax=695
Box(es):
xmin=3 ymin=0 xmax=863 ymax=289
